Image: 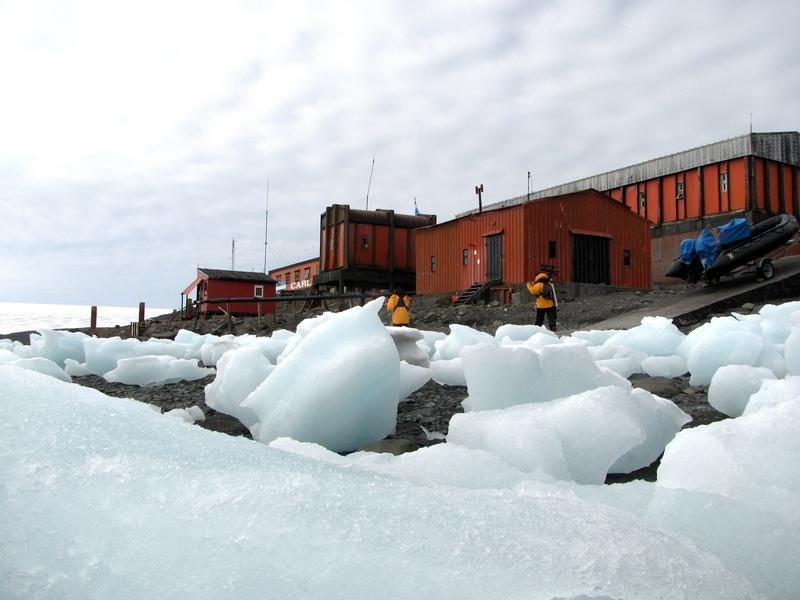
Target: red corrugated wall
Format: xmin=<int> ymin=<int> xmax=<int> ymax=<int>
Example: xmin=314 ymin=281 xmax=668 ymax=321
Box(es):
xmin=202 ymin=279 xmax=276 ymax=315
xmin=728 ymin=159 xmax=747 ymax=211
xmin=348 ymin=223 xmax=415 ymax=270
xmin=415 ymin=206 xmax=526 ymax=294
xmin=319 ymin=205 xmax=420 ymax=273
xmin=416 ymin=190 xmax=650 ymax=294
xmin=782 ymin=164 xmax=795 ymax=214
xmin=612 ymin=157 xmax=753 ymax=226
xmin=522 ymin=190 xmax=650 ymax=289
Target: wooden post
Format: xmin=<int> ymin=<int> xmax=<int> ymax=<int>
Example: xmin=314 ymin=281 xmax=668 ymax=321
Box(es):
xmin=90 ymin=305 xmax=97 ymax=329
xmin=257 ymin=301 xmax=262 ymax=328
xmin=138 ymin=301 xmax=145 ymax=323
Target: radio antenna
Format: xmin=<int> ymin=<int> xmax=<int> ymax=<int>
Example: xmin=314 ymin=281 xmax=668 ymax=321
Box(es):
xmin=264 ymin=177 xmax=269 ymax=274
xmin=365 ymin=139 xmax=378 ymax=210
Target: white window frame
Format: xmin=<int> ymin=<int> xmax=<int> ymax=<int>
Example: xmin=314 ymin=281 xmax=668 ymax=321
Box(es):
xmin=720 ymin=172 xmax=728 ymax=192
xmin=254 ymin=285 xmax=264 ymax=297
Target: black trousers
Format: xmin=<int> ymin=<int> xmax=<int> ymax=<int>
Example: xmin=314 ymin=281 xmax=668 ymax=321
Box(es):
xmin=535 ymin=307 xmax=557 ymax=331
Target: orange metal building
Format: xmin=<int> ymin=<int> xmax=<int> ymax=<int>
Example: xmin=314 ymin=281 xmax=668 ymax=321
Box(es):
xmin=268 ymin=257 xmax=320 ymax=294
xmin=416 ymin=189 xmax=651 ymax=296
xmin=316 ymin=204 xmax=436 ymax=291
xmin=479 ymin=132 xmax=800 ymax=285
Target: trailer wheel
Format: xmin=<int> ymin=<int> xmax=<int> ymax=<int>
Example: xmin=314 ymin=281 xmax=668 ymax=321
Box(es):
xmin=757 ymin=258 xmax=775 ymax=280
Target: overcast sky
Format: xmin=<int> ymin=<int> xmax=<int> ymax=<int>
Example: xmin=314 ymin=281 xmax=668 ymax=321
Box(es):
xmin=1 ymin=0 xmax=798 ymax=309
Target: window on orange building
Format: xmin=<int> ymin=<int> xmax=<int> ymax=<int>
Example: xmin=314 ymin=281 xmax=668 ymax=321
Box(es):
xmin=462 ymin=249 xmax=469 ymax=266
xmin=720 ymin=172 xmax=728 ymax=192
xmin=431 ymin=255 xmax=437 ymax=273
xmin=548 ymin=240 xmax=557 ymax=259
xmin=676 ymin=182 xmax=685 ymax=200
xmin=623 ymin=249 xmax=631 ymax=267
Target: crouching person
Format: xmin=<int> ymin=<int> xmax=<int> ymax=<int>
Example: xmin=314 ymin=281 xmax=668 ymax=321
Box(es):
xmin=387 ymin=289 xmax=412 ymax=326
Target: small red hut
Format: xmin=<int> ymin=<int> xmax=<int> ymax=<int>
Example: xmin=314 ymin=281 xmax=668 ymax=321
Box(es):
xmin=182 ymin=268 xmax=276 ymax=316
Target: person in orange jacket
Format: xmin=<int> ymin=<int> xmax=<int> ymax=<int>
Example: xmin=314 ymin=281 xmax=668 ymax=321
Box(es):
xmin=386 ymin=289 xmax=412 ymax=326
xmin=526 ymin=271 xmax=558 ymax=331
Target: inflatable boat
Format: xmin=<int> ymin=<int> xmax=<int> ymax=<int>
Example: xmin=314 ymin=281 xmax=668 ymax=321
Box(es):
xmin=665 ymin=213 xmax=799 ymax=283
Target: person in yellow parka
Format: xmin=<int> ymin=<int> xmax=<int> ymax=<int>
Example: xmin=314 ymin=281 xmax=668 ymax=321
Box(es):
xmin=526 ymin=271 xmax=558 ymax=331
xmin=386 ymin=289 xmax=412 ymax=326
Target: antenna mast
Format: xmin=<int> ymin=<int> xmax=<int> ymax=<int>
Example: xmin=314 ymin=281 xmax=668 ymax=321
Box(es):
xmin=264 ymin=177 xmax=269 ymax=274
xmin=365 ymin=140 xmax=378 ymax=210
xmin=231 ymin=237 xmax=235 ymax=271
xmin=528 ymin=170 xmax=531 ymax=203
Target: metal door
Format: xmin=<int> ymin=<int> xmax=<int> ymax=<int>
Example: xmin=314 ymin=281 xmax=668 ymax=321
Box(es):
xmin=572 ymin=234 xmax=609 ymax=284
xmin=485 ymin=234 xmax=503 ymax=281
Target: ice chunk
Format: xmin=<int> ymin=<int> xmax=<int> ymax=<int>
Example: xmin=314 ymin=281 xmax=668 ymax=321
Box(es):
xmin=428 ymin=357 xmax=466 ymax=387
xmin=461 ymin=342 xmax=629 ymax=412
xmin=680 ymin=320 xmax=764 ymax=386
xmin=707 ymin=365 xmax=776 ymax=417
xmin=0 ymin=366 xmax=757 ymax=600
xmin=608 ymin=388 xmax=690 ymax=474
xmin=242 ymin=299 xmax=401 ymax=452
xmin=104 ymin=355 xmax=214 ymax=386
xmin=432 ymin=324 xmax=495 ymax=360
xmin=417 ymin=330 xmax=446 ymax=358
xmin=494 ymin=323 xmax=555 ymax=343
xmin=386 ymin=326 xmax=430 ymax=367
xmin=29 ymin=329 xmax=90 ymax=368
xmin=449 ymin=386 xmax=645 ymax=484
xmin=640 ymin=354 xmax=688 ymax=378
xmin=64 ymin=358 xmax=91 ymax=377
xmin=199 ymin=334 xmax=238 ymax=367
xmin=784 ymin=326 xmax=800 ymax=376
xmin=658 ymin=400 xmax=800 ymax=519
xmin=743 ymin=376 xmax=800 ymax=415
xmin=164 ymin=405 xmax=206 ymax=423
xmin=10 ymin=357 xmax=71 ymax=382
xmin=603 ymin=316 xmax=685 ymax=356
xmin=398 ymin=361 xmax=430 ymax=400
xmin=82 ymin=336 xmax=190 ymax=376
xmin=204 ymin=346 xmax=273 ymax=427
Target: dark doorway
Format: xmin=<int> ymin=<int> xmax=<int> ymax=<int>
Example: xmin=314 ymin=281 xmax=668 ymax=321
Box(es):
xmin=573 ymin=234 xmax=610 ymax=284
xmin=485 ymin=234 xmax=503 ymax=281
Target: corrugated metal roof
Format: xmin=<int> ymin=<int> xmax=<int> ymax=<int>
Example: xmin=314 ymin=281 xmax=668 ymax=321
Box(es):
xmin=349 ymin=208 xmax=436 ymax=228
xmin=197 ymin=268 xmax=276 ymax=283
xmin=460 ymin=131 xmax=800 ymax=217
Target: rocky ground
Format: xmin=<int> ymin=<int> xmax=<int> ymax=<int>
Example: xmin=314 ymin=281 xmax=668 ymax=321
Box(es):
xmin=48 ymin=285 xmax=754 ymax=483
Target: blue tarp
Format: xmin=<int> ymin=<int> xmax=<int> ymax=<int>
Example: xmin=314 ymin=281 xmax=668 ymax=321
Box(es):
xmin=695 ymin=228 xmax=720 ymax=269
xmin=679 ymin=239 xmax=697 ymax=263
xmin=718 ymin=218 xmax=750 ymax=246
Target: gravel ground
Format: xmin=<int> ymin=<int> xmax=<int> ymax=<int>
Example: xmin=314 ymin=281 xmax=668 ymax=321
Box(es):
xmin=6 ymin=285 xmax=758 ymax=482
xmin=56 ymin=285 xmax=740 ymax=484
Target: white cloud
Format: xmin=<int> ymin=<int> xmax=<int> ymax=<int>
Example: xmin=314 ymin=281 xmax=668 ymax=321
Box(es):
xmin=1 ymin=0 xmax=798 ymax=307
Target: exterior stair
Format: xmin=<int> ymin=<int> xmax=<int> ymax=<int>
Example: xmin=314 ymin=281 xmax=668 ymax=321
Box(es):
xmin=452 ymin=280 xmax=499 ymax=305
